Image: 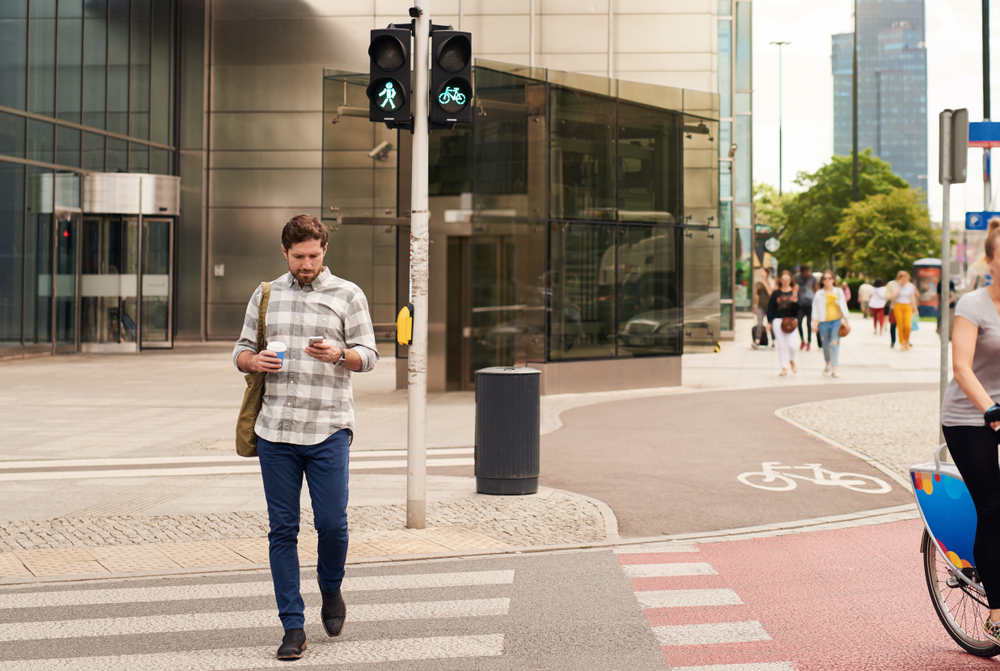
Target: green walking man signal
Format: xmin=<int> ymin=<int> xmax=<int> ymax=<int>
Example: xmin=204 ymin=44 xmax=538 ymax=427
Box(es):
xmin=378 ymin=82 xmax=398 ymax=110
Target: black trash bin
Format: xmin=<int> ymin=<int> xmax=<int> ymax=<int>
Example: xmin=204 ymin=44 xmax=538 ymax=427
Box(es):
xmin=475 ymin=366 xmax=540 ymax=495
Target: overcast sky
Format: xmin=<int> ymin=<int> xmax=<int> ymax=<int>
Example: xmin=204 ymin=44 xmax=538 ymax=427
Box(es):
xmin=753 ymin=0 xmax=1000 ymax=223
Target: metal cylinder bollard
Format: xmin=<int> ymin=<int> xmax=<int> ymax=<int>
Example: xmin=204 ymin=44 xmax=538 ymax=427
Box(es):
xmin=474 ymin=366 xmax=540 ymax=495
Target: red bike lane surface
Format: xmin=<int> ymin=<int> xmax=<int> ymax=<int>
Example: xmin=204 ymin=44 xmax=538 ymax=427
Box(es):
xmin=627 ymin=519 xmax=997 ymax=670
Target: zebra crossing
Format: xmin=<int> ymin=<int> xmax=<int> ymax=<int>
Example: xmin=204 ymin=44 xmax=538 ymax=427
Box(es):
xmin=0 ymin=567 xmax=512 ymax=669
xmin=616 ymin=544 xmax=794 ymax=671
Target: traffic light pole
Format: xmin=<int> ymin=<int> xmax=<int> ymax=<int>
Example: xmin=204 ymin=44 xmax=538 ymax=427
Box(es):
xmin=940 ymin=110 xmax=952 ymax=439
xmin=407 ymin=0 xmax=431 ymax=529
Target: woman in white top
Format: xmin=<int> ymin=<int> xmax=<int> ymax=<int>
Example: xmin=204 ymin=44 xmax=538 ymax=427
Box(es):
xmin=888 ymin=270 xmax=918 ymax=350
xmin=869 ymin=278 xmax=887 ymax=335
xmin=810 ymin=270 xmax=851 ymax=377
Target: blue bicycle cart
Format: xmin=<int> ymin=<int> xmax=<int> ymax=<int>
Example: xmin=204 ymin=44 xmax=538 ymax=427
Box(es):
xmin=912 ymin=444 xmax=1000 ymax=657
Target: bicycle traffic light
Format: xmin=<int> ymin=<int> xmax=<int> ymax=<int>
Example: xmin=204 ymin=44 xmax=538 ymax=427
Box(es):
xmin=367 ymin=28 xmax=411 ymax=123
xmin=430 ymin=30 xmax=473 ymax=124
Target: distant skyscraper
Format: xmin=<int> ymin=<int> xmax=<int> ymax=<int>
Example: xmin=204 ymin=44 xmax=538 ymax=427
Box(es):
xmin=832 ymin=0 xmax=928 ymax=194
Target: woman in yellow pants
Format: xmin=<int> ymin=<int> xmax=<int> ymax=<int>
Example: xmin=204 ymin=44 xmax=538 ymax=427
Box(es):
xmin=891 ymin=270 xmax=918 ymax=350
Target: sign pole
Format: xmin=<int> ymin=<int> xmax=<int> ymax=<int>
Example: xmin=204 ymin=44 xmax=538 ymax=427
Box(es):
xmin=940 ymin=111 xmax=953 ymax=444
xmin=407 ymin=0 xmax=430 ymax=529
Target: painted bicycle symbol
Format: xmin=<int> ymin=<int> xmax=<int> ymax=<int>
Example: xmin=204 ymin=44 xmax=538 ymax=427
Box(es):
xmin=438 ymin=86 xmax=467 ymax=106
xmin=737 ymin=462 xmax=891 ymax=493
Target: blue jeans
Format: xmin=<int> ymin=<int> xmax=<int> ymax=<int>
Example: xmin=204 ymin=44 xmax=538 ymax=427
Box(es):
xmin=258 ymin=430 xmax=350 ymax=630
xmin=818 ymin=319 xmax=841 ymax=368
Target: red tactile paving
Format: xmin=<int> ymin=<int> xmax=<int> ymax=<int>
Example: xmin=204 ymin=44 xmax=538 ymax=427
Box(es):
xmin=621 ymin=519 xmax=1000 ymax=669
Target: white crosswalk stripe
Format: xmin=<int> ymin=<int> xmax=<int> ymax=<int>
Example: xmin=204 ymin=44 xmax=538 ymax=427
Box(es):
xmin=0 ymin=634 xmax=505 ymax=670
xmin=0 ymin=567 xmax=512 ymax=667
xmin=621 ymin=562 xmax=717 ymax=578
xmin=635 ymin=588 xmax=743 ymax=609
xmin=653 ymin=621 xmax=771 ymax=646
xmin=0 ymin=570 xmax=515 ymax=609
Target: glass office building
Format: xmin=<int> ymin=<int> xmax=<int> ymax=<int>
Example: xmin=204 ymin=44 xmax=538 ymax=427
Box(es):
xmin=0 ymin=0 xmax=178 ymax=355
xmin=832 ymin=0 xmax=927 ymax=193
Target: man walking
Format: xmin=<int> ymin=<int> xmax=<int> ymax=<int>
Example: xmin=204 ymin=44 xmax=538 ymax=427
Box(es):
xmin=233 ymin=214 xmax=379 ymax=660
xmin=796 ymin=264 xmax=818 ymax=350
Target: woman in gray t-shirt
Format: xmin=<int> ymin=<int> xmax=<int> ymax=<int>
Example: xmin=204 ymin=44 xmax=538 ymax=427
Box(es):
xmin=942 ymin=228 xmax=1000 ymax=643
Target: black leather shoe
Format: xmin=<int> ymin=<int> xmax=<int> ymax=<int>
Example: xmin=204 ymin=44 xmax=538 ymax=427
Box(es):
xmin=276 ymin=628 xmax=307 ymax=660
xmin=318 ymin=578 xmax=346 ymax=637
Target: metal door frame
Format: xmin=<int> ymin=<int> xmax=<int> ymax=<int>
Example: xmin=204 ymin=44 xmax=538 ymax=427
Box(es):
xmin=53 ymin=209 xmax=81 ymax=355
xmin=140 ymin=217 xmax=174 ymax=349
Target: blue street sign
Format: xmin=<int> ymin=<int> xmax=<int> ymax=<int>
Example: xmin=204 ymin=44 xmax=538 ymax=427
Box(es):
xmin=969 ymin=122 xmax=1000 ymax=147
xmin=966 ymin=211 xmax=1000 ymax=230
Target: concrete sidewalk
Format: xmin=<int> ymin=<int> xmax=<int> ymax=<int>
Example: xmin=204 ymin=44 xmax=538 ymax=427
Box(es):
xmin=0 ymin=312 xmax=941 ymax=581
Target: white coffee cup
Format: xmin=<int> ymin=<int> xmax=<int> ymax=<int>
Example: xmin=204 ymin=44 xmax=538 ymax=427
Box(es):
xmin=267 ymin=341 xmax=286 ymax=368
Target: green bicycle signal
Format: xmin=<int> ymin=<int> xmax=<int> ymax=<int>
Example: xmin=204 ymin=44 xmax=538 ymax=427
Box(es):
xmin=437 ymin=86 xmax=466 ymax=107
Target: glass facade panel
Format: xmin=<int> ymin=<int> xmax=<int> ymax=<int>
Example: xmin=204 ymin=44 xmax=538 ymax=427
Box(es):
xmin=734 ymin=115 xmax=752 ymax=203
xmin=25 ymin=167 xmax=53 ymax=345
xmin=149 ymin=0 xmax=172 ymax=145
xmin=106 ymin=137 xmax=127 ymax=171
xmin=735 ymin=92 xmax=751 ymax=113
xmin=82 ymin=131 xmax=105 ymax=170
xmin=0 ymin=163 xmax=25 ymax=346
xmin=617 ymin=225 xmax=682 ymax=357
xmin=735 ymin=2 xmax=752 ymax=91
xmin=27 ymin=11 xmax=56 ymax=116
xmin=719 ymin=201 xmax=732 ymax=300
xmin=719 ymin=160 xmax=732 ymax=198
xmin=150 ymin=147 xmax=170 ymax=175
xmin=547 ymin=222 xmax=617 ymax=360
xmin=0 ymin=3 xmax=28 ymax=110
xmin=718 ymin=0 xmax=731 ymax=16
xmin=130 ymin=0 xmax=151 ymax=139
xmin=0 ymin=113 xmax=26 ymax=158
xmin=717 ymin=121 xmax=731 ymax=158
xmin=718 ymin=19 xmax=732 ymax=118
xmin=735 ymin=226 xmax=752 ymax=311
xmin=618 ymin=102 xmax=682 ymax=223
xmin=56 ymin=126 xmax=81 ymax=167
xmin=27 ymin=120 xmax=54 ymax=163
xmin=129 ymin=142 xmax=149 ymax=172
xmin=83 ymin=1 xmax=107 ymax=129
xmin=429 ymin=126 xmax=471 ymax=196
xmin=57 ymin=13 xmax=84 ymax=123
xmin=106 ymin=1 xmax=130 ymax=135
xmin=550 ymin=87 xmax=616 ymax=221
xmin=469 ymin=220 xmax=546 ymax=372
xmin=81 ymin=216 xmax=139 ymax=344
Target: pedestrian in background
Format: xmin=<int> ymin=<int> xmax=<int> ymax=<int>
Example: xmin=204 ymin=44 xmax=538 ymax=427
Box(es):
xmin=940 ymin=222 xmax=1000 ymax=642
xmin=812 ymin=270 xmax=851 ymax=378
xmin=796 ymin=264 xmax=817 ymax=351
xmin=889 ymin=270 xmax=918 ymax=350
xmin=233 ymin=214 xmax=380 ymax=660
xmin=767 ymin=270 xmax=799 ymax=377
xmin=885 ymin=277 xmax=898 ymax=347
xmin=752 ymin=266 xmax=773 ymax=349
xmin=858 ymin=280 xmax=874 ymax=319
xmin=869 ymin=278 xmax=887 ymax=335
xmin=840 ymin=279 xmax=851 ymax=305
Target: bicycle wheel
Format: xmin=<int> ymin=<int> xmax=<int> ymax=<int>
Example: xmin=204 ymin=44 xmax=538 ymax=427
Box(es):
xmin=829 ymin=471 xmax=892 ymax=493
xmin=923 ymin=530 xmax=1000 ymax=657
xmin=737 ymin=472 xmax=796 ymax=491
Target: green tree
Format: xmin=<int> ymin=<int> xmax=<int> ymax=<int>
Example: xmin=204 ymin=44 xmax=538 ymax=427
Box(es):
xmin=776 ymin=150 xmax=909 ymax=270
xmin=832 ymin=187 xmax=938 ymax=280
xmin=753 ymin=182 xmax=788 ymax=233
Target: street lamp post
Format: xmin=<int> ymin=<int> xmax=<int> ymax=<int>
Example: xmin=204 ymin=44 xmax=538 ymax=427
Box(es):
xmin=771 ymin=41 xmax=790 ymax=196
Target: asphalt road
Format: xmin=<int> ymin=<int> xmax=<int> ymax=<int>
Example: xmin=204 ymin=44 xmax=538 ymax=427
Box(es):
xmin=0 ymin=551 xmax=664 ymax=671
xmin=540 ymin=383 xmax=926 ymax=539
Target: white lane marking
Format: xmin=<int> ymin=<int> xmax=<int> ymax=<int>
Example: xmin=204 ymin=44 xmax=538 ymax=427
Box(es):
xmin=670 ymin=664 xmax=795 ymax=671
xmin=0 ymin=448 xmax=472 ymax=471
xmin=0 ymin=599 xmax=510 ymax=641
xmin=622 ymin=563 xmax=717 ymax=578
xmin=614 ymin=544 xmax=700 ymax=554
xmin=0 ymin=634 xmax=505 ymax=670
xmin=653 ymin=621 xmax=771 ymax=646
xmin=636 ymin=589 xmax=743 ymax=609
xmin=0 ymin=571 xmax=516 ymax=610
xmin=0 ymin=458 xmax=473 ymax=481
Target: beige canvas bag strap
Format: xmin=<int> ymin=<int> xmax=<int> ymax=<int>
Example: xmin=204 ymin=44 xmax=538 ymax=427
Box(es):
xmin=256 ymin=282 xmax=271 ymax=351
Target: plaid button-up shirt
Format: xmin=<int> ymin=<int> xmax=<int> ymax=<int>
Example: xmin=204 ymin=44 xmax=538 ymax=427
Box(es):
xmin=233 ymin=269 xmax=379 ymax=446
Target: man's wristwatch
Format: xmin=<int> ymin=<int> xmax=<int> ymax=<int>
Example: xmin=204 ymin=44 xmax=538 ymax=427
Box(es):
xmin=986 ymin=403 xmax=1000 ymax=425
xmin=334 ymin=349 xmax=346 ymax=367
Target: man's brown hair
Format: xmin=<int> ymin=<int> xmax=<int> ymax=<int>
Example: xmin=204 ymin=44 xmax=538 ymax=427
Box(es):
xmin=281 ymin=214 xmax=329 ymax=250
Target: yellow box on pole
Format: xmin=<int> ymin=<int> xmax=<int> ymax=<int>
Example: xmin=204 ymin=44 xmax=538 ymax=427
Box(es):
xmin=397 ymin=304 xmax=413 ymax=345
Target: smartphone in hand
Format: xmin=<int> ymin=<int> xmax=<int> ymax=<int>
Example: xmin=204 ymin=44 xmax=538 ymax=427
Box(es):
xmin=308 ymin=336 xmax=324 ymax=346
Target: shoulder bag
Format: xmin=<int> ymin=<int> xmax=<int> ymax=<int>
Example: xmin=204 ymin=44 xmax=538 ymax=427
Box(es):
xmin=236 ymin=282 xmax=271 ymax=458
xmin=780 ymin=317 xmax=798 ymax=333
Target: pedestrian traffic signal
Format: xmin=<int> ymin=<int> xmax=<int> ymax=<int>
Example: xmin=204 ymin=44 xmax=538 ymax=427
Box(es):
xmin=367 ymin=28 xmax=411 ymax=123
xmin=430 ymin=30 xmax=472 ymax=124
